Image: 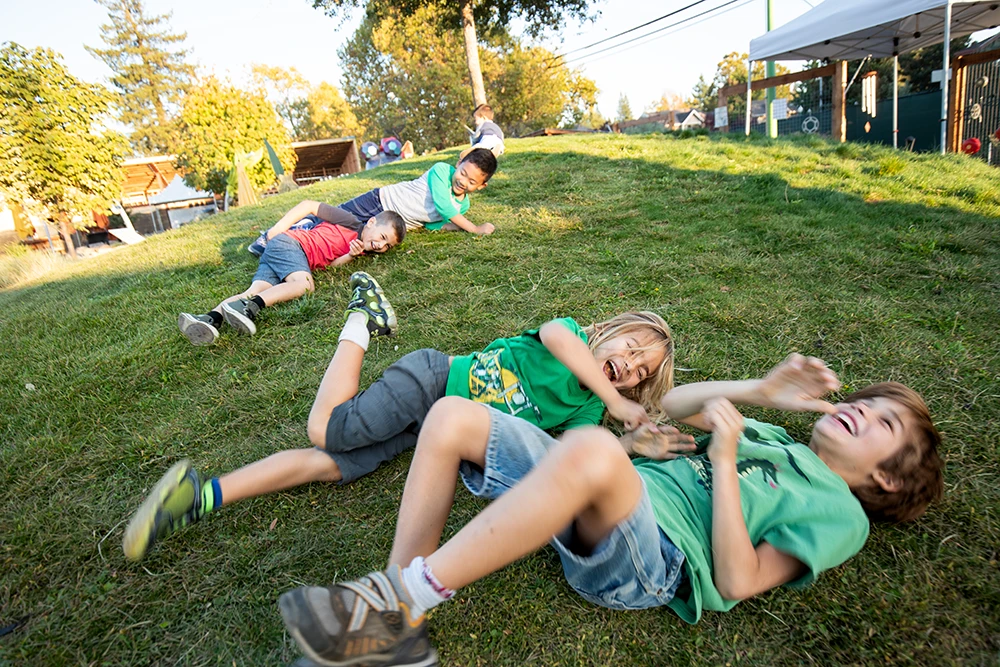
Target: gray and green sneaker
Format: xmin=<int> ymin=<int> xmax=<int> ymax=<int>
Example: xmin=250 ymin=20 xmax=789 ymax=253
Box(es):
xmin=222 ymin=298 xmax=261 ymax=336
xmin=279 ymin=565 xmax=437 ymax=667
xmin=346 ymin=272 xmax=397 ymax=338
xmin=178 ymin=313 xmax=219 ymax=346
xmin=122 ymin=459 xmax=209 ymax=562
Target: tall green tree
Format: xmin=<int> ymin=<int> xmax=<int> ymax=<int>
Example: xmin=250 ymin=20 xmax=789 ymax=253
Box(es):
xmin=693 ymin=52 xmax=791 ymax=121
xmin=313 ymin=0 xmax=594 ymax=108
xmin=616 ymin=93 xmax=633 ymax=122
xmin=339 ymin=6 xmax=597 ymax=149
xmin=175 ymin=76 xmax=296 ymax=195
xmin=250 ymin=65 xmax=364 ymax=142
xmin=85 ymin=0 xmax=194 ymax=155
xmin=0 ymin=43 xmax=127 ymax=258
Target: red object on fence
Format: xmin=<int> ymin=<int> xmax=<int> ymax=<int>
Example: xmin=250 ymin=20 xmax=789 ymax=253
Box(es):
xmin=993 ymin=128 xmax=1000 ymax=145
xmin=962 ymin=138 xmax=981 ymax=154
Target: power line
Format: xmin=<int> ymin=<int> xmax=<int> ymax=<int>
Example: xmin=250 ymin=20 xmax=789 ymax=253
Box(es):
xmin=556 ymin=0 xmax=747 ymax=68
xmin=562 ymin=0 xmax=758 ymax=69
xmin=550 ymin=0 xmax=717 ymax=63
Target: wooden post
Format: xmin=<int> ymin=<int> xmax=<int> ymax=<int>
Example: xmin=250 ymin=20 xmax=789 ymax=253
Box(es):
xmin=831 ymin=60 xmax=848 ymax=143
xmin=717 ymin=92 xmax=729 ymax=132
xmin=948 ymin=55 xmax=967 ymax=152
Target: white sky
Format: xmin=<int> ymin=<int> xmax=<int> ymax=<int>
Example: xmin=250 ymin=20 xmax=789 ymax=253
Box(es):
xmin=4 ymin=0 xmax=999 ymax=128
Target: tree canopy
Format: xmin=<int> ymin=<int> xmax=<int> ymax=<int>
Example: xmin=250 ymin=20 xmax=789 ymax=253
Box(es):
xmin=175 ymin=76 xmax=296 ymax=195
xmin=689 ymin=52 xmax=791 ymax=117
xmin=338 ymin=5 xmax=599 ymax=149
xmin=0 ymin=43 xmax=127 ymax=228
xmin=85 ymin=0 xmax=194 ymax=155
xmin=250 ymin=65 xmax=365 ymax=142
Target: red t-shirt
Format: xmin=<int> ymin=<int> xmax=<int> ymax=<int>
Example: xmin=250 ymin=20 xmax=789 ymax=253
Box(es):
xmin=286 ymin=222 xmax=358 ymax=271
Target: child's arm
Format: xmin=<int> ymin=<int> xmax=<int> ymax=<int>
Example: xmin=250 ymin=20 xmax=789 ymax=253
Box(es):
xmin=265 ymin=200 xmax=324 ymax=238
xmin=704 ymin=398 xmax=808 ymax=600
xmin=538 ymin=321 xmax=652 ymax=431
xmin=661 ymin=354 xmax=840 ymax=431
xmin=445 ymin=213 xmax=494 ymax=235
xmin=330 ymin=239 xmax=365 ymax=266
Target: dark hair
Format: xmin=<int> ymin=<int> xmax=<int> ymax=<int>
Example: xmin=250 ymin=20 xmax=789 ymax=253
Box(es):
xmin=374 ymin=210 xmax=406 ymax=245
xmin=846 ymin=382 xmax=944 ymax=523
xmin=473 ymin=104 xmax=494 ymax=121
xmin=458 ymin=148 xmax=498 ymax=181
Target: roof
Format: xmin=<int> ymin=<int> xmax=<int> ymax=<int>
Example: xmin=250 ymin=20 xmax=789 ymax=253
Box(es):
xmin=292 ymin=137 xmax=361 ymax=179
xmin=148 ymin=175 xmax=213 ymax=205
xmin=521 ymin=128 xmax=595 ymax=137
xmin=121 ymin=155 xmax=181 ymax=205
xmin=749 ymin=0 xmax=1000 ymax=62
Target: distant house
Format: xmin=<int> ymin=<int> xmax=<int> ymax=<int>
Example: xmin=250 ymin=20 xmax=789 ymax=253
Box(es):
xmin=292 ymin=138 xmax=361 ymax=184
xmin=619 ymin=109 xmax=706 ymax=132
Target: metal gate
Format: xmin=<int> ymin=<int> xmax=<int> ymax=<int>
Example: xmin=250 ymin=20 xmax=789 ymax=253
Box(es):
xmin=959 ymin=54 xmax=1000 ymax=166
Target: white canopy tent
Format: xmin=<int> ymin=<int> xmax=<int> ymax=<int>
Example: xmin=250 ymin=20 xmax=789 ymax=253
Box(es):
xmin=749 ymin=0 xmax=1000 ymax=152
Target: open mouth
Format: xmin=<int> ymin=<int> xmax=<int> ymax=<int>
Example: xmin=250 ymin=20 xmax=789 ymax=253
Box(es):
xmin=833 ymin=412 xmax=857 ymax=436
xmin=604 ymin=360 xmax=620 ymax=383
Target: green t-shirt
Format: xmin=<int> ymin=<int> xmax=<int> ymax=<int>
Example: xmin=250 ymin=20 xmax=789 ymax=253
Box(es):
xmin=446 ymin=318 xmax=606 ymax=431
xmin=634 ymin=419 xmax=870 ymax=624
xmin=426 ymin=162 xmax=471 ymax=230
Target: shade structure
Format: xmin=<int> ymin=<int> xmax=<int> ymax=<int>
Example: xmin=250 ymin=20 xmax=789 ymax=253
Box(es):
xmin=750 ymin=0 xmax=1000 ymax=62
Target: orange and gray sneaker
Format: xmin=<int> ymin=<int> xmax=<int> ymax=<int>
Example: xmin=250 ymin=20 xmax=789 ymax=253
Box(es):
xmin=278 ymin=565 xmax=437 ymax=667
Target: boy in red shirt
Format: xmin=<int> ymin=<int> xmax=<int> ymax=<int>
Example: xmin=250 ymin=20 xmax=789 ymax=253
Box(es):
xmin=178 ymin=200 xmax=406 ymax=346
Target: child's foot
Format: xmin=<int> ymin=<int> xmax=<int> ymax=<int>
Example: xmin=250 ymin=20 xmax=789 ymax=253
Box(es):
xmin=178 ymin=313 xmax=219 ymax=346
xmin=222 ymin=298 xmax=260 ymax=336
xmin=278 ymin=566 xmax=437 ymax=667
xmin=122 ymin=460 xmax=209 ymax=561
xmin=247 ymin=236 xmax=267 ymax=257
xmin=346 ymin=272 xmax=397 ymax=338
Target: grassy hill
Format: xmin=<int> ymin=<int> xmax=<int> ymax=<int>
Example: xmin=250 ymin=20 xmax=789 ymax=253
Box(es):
xmin=1 ymin=133 xmax=998 ymax=665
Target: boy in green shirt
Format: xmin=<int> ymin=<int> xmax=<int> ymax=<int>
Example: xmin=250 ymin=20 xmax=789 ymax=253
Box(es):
xmin=123 ymin=274 xmax=677 ymax=561
xmin=275 ymin=354 xmax=944 ymax=667
xmin=337 ymin=148 xmax=497 ymax=236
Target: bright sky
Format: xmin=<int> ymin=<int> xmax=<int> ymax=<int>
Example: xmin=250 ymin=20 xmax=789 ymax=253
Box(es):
xmin=4 ymin=0 xmax=998 ymax=130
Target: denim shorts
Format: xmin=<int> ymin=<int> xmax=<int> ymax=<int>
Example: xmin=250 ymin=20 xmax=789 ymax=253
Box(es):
xmin=337 ymin=188 xmax=383 ymax=223
xmin=252 ymin=233 xmax=310 ymax=285
xmin=459 ymin=408 xmax=687 ymax=610
xmin=322 ymin=349 xmax=451 ymax=484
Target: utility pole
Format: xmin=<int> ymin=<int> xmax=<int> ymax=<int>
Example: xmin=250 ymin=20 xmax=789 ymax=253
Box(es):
xmin=765 ymin=0 xmax=777 ymax=138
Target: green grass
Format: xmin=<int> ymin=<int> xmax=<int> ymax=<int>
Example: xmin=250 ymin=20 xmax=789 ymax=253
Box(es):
xmin=2 ymin=133 xmax=999 ymax=665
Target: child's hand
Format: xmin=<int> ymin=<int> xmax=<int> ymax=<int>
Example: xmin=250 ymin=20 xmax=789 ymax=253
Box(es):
xmin=609 ymin=396 xmax=653 ymax=432
xmin=476 ymin=223 xmax=495 ymax=235
xmin=758 ymin=353 xmax=840 ymax=414
xmin=348 ymin=239 xmax=365 ymax=257
xmin=704 ymin=398 xmax=744 ymax=464
xmin=621 ymin=424 xmax=697 ymax=460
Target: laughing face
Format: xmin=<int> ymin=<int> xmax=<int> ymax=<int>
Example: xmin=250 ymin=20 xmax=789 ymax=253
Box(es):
xmin=810 ymin=396 xmax=914 ymax=487
xmin=359 ymin=219 xmax=399 ymax=254
xmin=592 ymin=332 xmax=666 ymax=391
xmin=451 ymin=161 xmax=488 ymax=198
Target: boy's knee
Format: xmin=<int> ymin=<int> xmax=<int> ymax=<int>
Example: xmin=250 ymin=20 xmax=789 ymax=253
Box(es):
xmin=557 ymin=428 xmax=630 ymax=489
xmin=308 ymin=448 xmax=342 ymax=483
xmin=307 ymin=415 xmax=328 ymax=449
xmin=421 ymin=397 xmax=488 ymax=451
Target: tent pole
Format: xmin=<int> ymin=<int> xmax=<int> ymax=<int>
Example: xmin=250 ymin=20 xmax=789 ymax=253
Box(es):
xmin=940 ymin=0 xmax=952 ymax=154
xmin=893 ymin=55 xmax=899 ymax=149
xmin=746 ymin=58 xmax=753 ymax=136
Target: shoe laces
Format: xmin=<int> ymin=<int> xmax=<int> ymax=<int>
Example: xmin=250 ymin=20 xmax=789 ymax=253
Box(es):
xmin=340 ymin=571 xmax=401 ymax=632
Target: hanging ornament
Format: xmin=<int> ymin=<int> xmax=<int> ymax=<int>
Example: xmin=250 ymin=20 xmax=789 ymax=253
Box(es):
xmin=961 ymin=137 xmax=982 ymax=154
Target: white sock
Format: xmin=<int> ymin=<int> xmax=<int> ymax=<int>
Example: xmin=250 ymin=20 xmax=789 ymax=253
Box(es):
xmin=400 ymin=556 xmax=454 ymax=621
xmin=338 ymin=312 xmax=370 ymax=351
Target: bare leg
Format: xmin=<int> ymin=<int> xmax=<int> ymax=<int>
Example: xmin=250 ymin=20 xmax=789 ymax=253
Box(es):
xmin=305 ymin=340 xmax=367 ymax=448
xmin=422 ymin=427 xmax=643 ymax=591
xmin=388 ymin=397 xmax=491 ymax=566
xmin=217 ymin=447 xmax=341 ymax=505
xmin=255 ymin=271 xmax=314 ymax=306
xmin=212 ymin=279 xmax=274 ymax=313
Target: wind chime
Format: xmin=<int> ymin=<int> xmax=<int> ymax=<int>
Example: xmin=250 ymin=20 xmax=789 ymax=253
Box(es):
xmin=861 ymin=71 xmax=878 ymax=118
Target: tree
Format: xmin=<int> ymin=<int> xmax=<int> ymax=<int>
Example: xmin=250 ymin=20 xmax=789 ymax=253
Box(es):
xmin=693 ymin=52 xmax=791 ymax=121
xmin=250 ymin=65 xmax=364 ymax=142
xmin=338 ymin=6 xmax=598 ymax=149
xmin=0 ymin=43 xmax=127 ymax=258
xmin=616 ymin=93 xmax=633 ymax=122
xmin=175 ymin=76 xmax=296 ymax=195
xmin=313 ymin=0 xmax=595 ymax=109
xmin=646 ymin=91 xmax=689 ymax=114
xmin=85 ymin=0 xmax=194 ymax=155
xmin=689 ymin=75 xmax=718 ymax=112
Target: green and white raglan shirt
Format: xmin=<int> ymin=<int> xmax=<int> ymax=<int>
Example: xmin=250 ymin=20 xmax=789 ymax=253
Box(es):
xmin=378 ymin=163 xmax=471 ymax=230
xmin=633 ymin=419 xmax=870 ymax=624
xmin=446 ymin=318 xmax=606 ymax=431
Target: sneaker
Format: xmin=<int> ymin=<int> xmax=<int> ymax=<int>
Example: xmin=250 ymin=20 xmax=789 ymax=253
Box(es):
xmin=123 ymin=460 xmax=208 ymax=561
xmin=279 ymin=566 xmax=437 ymax=667
xmin=178 ymin=313 xmax=219 ymax=346
xmin=346 ymin=272 xmax=397 ymax=338
xmin=247 ymin=237 xmax=267 ymax=257
xmin=222 ymin=298 xmax=261 ymax=336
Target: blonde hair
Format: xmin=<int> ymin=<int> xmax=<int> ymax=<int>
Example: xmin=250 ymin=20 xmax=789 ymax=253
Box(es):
xmin=583 ymin=311 xmax=675 ymax=421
